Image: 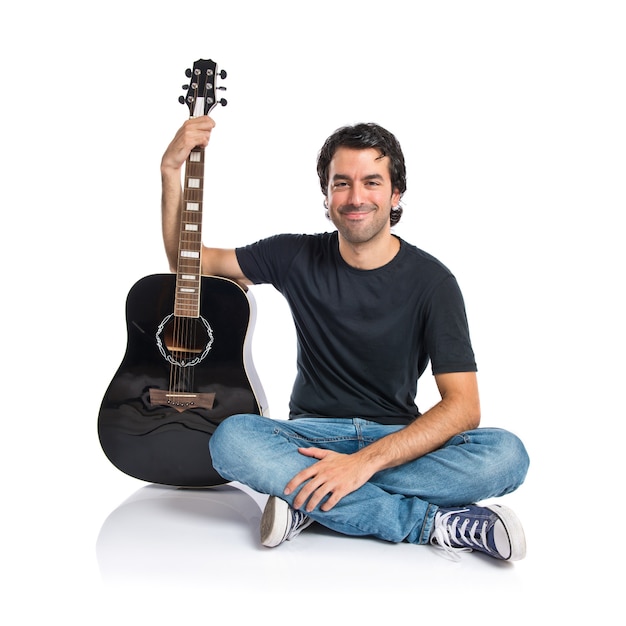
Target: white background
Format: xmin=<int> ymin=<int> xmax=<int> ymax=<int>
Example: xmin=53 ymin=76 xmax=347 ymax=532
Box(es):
xmin=2 ymin=1 xmax=624 ymax=623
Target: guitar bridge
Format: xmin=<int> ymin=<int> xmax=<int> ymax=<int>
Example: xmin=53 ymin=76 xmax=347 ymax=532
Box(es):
xmin=149 ymin=388 xmax=216 ymax=413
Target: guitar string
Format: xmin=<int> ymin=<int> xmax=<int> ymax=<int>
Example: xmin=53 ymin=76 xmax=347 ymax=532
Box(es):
xmin=182 ymin=69 xmax=209 ymax=401
xmin=174 ymin=158 xmax=195 ymax=401
xmin=186 ymin=69 xmax=208 ymax=399
xmin=170 ymin=73 xmax=206 ymax=404
xmin=168 ymin=66 xmax=215 ymax=406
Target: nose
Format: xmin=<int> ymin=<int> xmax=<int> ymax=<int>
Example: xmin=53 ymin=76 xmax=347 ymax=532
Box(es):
xmin=347 ymin=184 xmax=364 ymax=206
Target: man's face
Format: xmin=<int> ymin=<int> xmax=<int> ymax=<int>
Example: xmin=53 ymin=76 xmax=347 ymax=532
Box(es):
xmin=326 ymin=147 xmax=401 ymax=246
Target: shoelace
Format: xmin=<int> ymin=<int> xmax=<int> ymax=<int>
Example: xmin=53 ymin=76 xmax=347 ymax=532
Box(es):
xmin=285 ymin=509 xmax=311 ymax=541
xmin=430 ymin=508 xmax=496 ymax=561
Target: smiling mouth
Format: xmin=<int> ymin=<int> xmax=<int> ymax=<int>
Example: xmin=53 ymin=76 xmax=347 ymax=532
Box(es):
xmin=339 ymin=205 xmax=375 ymax=218
xmin=343 ymin=212 xmax=370 ymax=221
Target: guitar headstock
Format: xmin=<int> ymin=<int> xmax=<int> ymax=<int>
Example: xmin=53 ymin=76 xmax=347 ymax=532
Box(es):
xmin=179 ymin=58 xmax=227 ymax=118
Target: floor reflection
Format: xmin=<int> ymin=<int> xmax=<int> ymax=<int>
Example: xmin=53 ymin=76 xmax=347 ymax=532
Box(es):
xmin=96 ymin=482 xmax=267 ymax=585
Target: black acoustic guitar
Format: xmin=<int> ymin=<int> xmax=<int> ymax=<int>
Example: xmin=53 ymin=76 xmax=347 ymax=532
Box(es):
xmin=98 ymin=59 xmax=267 ymax=487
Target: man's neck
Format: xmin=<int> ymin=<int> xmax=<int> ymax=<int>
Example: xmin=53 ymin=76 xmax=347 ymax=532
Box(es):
xmin=338 ymin=233 xmax=401 ymax=270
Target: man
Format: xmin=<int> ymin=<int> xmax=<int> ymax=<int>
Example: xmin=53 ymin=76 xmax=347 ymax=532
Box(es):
xmin=161 ymin=116 xmax=530 ymax=561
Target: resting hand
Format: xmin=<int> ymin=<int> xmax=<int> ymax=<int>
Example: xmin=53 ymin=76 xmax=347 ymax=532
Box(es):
xmin=284 ymin=447 xmax=376 ymax=512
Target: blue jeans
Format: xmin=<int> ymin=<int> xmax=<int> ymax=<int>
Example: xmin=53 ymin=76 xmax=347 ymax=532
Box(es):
xmin=209 ymin=415 xmax=529 ymax=544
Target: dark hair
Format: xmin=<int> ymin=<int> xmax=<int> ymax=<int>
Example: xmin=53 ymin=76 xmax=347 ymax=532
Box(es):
xmin=317 ymin=123 xmax=407 ymax=226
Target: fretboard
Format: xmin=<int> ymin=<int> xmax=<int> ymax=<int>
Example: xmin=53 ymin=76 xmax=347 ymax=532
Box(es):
xmin=174 ymin=146 xmax=204 ymax=318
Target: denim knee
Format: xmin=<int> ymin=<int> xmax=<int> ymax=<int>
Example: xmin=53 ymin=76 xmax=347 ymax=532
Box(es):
xmin=210 ymin=413 xmax=250 ymax=453
xmin=210 ymin=413 xmax=271 ymax=476
xmin=499 ymin=429 xmax=530 ymax=490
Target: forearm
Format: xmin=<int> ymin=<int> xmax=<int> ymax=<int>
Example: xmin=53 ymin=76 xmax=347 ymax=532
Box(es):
xmin=355 ymin=373 xmax=481 ymax=474
xmin=161 ymin=163 xmax=184 ymax=272
xmin=160 ymin=154 xmax=248 ymax=283
xmin=359 ymin=401 xmax=478 ymax=473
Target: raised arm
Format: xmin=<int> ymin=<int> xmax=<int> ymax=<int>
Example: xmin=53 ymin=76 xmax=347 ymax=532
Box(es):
xmin=160 ymin=115 xmax=250 ymax=284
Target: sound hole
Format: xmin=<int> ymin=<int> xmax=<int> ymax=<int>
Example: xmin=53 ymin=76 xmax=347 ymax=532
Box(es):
xmin=156 ymin=314 xmax=214 ymax=367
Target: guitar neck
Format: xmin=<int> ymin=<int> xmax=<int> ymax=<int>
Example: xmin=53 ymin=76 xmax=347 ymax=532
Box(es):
xmin=175 ymin=145 xmax=205 ymax=318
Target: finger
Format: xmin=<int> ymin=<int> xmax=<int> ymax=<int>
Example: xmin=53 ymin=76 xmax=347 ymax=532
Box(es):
xmin=292 ymin=459 xmax=336 ymax=507
xmin=292 ymin=484 xmax=314 ymax=511
xmin=295 ymin=478 xmax=330 ymax=512
xmin=297 ymin=446 xmax=327 ymax=459
xmin=283 ymin=464 xmax=316 ymax=496
xmin=303 ymin=486 xmax=332 ymax=512
xmin=320 ymin=490 xmax=343 ymax=512
xmin=179 ymin=117 xmax=215 ymax=147
xmin=184 ymin=115 xmax=215 ymax=130
xmin=290 ymin=472 xmax=323 ymax=509
xmin=284 ymin=449 xmax=329 ymax=495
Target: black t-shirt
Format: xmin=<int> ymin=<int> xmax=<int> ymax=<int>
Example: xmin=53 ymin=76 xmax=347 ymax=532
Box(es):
xmin=236 ymin=232 xmax=476 ymax=425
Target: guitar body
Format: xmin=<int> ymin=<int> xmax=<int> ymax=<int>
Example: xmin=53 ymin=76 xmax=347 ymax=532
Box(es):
xmin=98 ymin=273 xmax=267 ymax=487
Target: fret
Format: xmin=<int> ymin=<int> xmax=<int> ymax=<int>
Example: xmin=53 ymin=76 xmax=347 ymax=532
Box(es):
xmin=179 ymin=243 xmax=201 ymax=253
xmin=184 ymin=188 xmax=203 ymax=200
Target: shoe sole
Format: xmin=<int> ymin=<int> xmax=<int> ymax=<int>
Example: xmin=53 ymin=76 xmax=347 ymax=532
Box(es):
xmin=260 ymin=496 xmax=289 ymax=548
xmin=486 ymin=504 xmax=527 ymax=561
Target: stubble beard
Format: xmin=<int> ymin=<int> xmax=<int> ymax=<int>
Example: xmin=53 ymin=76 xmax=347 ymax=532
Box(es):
xmin=330 ymin=204 xmax=391 ymax=245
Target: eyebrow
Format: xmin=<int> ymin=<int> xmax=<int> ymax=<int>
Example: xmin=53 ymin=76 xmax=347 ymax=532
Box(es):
xmin=331 ymin=173 xmax=385 ymax=182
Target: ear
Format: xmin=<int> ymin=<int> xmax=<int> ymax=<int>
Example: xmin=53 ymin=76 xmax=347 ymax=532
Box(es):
xmin=392 ymin=188 xmax=401 ymax=206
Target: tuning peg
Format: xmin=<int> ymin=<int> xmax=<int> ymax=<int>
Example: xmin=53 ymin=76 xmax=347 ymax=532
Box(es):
xmin=185 ymin=68 xmax=192 ymax=78
xmin=219 ymin=98 xmax=228 ymax=106
xmin=217 ymin=86 xmax=227 ymax=91
xmin=219 ymin=69 xmax=227 ymax=79
xmin=182 ymin=84 xmax=189 ymax=90
xmin=178 ymin=96 xmax=186 ymax=104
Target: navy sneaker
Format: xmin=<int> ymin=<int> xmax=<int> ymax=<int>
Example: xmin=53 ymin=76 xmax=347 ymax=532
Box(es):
xmin=260 ymin=496 xmax=314 ymax=548
xmin=430 ymin=504 xmax=526 ymax=561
